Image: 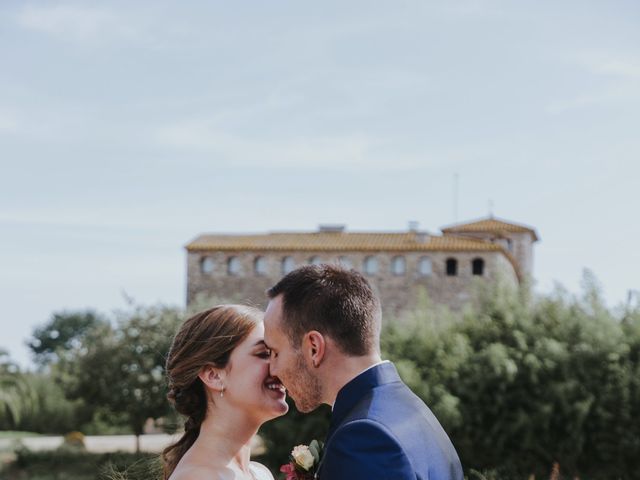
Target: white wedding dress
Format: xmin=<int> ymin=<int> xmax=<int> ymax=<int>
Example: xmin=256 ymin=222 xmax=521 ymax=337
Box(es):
xmin=249 ymin=462 xmax=275 ymax=480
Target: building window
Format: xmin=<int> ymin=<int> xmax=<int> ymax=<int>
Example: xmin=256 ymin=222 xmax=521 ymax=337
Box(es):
xmin=227 ymin=257 xmax=241 ymax=276
xmin=391 ymin=256 xmax=406 ymax=275
xmin=363 ymin=256 xmax=378 ymax=275
xmin=254 ymin=256 xmax=267 ymax=276
xmin=200 ymin=257 xmax=215 ymax=274
xmin=338 ymin=256 xmax=352 ymax=269
xmin=506 ymin=239 xmax=513 ymax=252
xmin=472 ymin=258 xmax=484 ymax=276
xmin=418 ymin=256 xmax=432 ymax=276
xmin=446 ymin=258 xmax=458 ymax=276
xmin=309 ymin=256 xmax=323 ymax=265
xmin=282 ymin=256 xmax=295 ymax=275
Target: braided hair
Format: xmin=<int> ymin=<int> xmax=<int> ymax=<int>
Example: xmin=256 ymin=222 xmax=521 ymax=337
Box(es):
xmin=162 ymin=305 xmax=262 ymax=479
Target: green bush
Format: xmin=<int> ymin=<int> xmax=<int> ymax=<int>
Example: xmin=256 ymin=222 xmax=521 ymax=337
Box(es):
xmin=6 ymin=448 xmax=160 ymax=480
xmin=381 ymin=274 xmax=640 ymax=480
xmin=9 ymin=373 xmax=90 ymax=434
xmin=256 ymin=399 xmax=331 ymax=473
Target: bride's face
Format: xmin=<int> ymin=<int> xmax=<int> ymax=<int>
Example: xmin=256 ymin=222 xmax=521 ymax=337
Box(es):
xmin=223 ymin=322 xmax=289 ymax=420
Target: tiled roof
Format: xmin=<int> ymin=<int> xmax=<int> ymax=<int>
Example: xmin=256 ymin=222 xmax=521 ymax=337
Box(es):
xmin=185 ymin=232 xmax=505 ymax=253
xmin=441 ymin=217 xmax=539 ymax=241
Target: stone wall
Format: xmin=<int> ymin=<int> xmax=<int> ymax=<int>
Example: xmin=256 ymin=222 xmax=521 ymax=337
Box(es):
xmin=186 ymin=249 xmax=519 ymax=313
xmin=509 ymin=232 xmax=534 ymax=279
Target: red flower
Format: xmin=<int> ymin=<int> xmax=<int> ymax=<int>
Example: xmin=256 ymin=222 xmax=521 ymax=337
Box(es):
xmin=280 ymin=462 xmax=298 ymax=480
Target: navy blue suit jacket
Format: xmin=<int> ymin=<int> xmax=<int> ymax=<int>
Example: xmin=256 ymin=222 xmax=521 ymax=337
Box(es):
xmin=318 ymin=362 xmax=463 ymax=480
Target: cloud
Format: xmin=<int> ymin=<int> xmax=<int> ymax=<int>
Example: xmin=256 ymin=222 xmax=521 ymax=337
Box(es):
xmin=439 ymin=0 xmax=505 ymax=17
xmin=579 ymin=52 xmax=640 ymax=80
xmin=153 ymin=119 xmax=376 ymax=169
xmin=582 ymin=53 xmax=640 ymax=80
xmin=0 ymin=110 xmax=19 ymax=134
xmin=15 ymin=4 xmax=127 ymax=41
xmin=0 ymin=206 xmax=193 ymax=233
xmin=0 ymin=103 xmax=87 ymax=142
xmin=545 ymin=51 xmax=640 ymax=114
xmin=544 ymin=87 xmax=640 ymax=114
xmin=13 ymin=4 xmax=204 ymax=49
xmin=149 ymin=113 xmax=490 ymax=172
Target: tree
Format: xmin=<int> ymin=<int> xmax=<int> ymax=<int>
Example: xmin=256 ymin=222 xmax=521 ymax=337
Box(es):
xmin=64 ymin=304 xmax=182 ymax=451
xmin=0 ymin=350 xmax=38 ymax=429
xmin=381 ymin=273 xmax=640 ymax=479
xmin=28 ymin=310 xmax=108 ymax=367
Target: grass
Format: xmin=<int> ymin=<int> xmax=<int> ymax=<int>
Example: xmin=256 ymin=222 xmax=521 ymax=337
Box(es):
xmin=1 ymin=448 xmax=160 ymax=480
xmin=0 ymin=431 xmax=41 ymax=439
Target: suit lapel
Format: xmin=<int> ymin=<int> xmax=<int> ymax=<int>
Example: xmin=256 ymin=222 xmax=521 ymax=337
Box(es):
xmin=316 ymin=362 xmax=401 ymax=478
xmin=326 ymin=362 xmax=401 ymax=444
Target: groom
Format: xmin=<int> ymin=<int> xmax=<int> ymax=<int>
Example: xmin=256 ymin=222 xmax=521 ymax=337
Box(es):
xmin=263 ymin=264 xmax=463 ymax=480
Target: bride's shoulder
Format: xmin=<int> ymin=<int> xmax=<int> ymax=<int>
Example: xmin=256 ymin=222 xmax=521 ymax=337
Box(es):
xmin=169 ymin=465 xmax=217 ymax=480
xmin=250 ymin=462 xmax=275 ymax=480
xmin=171 ymin=463 xmax=273 ymax=480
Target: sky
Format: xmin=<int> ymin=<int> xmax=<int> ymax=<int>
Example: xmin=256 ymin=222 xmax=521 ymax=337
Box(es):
xmin=1 ymin=1 xmax=639 ymax=368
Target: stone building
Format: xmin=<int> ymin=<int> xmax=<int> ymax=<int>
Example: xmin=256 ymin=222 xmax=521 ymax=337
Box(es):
xmin=185 ymin=216 xmax=539 ymax=312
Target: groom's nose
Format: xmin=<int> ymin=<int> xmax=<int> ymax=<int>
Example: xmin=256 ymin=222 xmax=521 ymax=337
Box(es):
xmin=268 ymin=359 xmax=278 ymax=377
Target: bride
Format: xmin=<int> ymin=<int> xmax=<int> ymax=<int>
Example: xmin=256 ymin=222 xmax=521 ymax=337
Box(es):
xmin=163 ymin=305 xmax=289 ymax=480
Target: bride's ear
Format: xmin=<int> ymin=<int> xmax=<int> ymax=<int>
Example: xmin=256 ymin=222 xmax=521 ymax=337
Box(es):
xmin=198 ymin=364 xmax=226 ymax=393
xmin=304 ymin=331 xmax=326 ymax=368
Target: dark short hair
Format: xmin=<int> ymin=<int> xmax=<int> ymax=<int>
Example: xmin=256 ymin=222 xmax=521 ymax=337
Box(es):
xmin=267 ymin=264 xmax=381 ymax=356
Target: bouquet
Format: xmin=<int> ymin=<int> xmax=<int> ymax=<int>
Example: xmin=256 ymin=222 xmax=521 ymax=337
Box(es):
xmin=280 ymin=439 xmax=324 ymax=480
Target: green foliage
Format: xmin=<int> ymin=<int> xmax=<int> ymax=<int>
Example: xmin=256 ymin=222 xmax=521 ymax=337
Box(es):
xmin=23 ymin=304 xmax=184 ymax=442
xmin=9 ymin=275 xmax=638 ymax=479
xmin=5 ymin=448 xmax=159 ymax=480
xmin=62 ymin=304 xmax=182 ymax=441
xmin=28 ymin=310 xmax=109 ymax=367
xmin=256 ymin=399 xmax=331 ymax=473
xmin=381 ymin=272 xmax=640 ymax=480
xmin=8 ymin=373 xmax=88 ymax=433
xmin=0 ymin=350 xmax=35 ymax=428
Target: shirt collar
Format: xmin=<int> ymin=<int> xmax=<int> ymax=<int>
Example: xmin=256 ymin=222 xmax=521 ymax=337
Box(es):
xmin=327 ymin=361 xmax=401 ymax=441
xmin=331 ymin=360 xmax=390 ymax=411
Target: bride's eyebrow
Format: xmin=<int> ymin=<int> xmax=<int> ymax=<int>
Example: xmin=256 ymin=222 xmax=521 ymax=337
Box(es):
xmin=252 ymin=340 xmax=267 ymax=348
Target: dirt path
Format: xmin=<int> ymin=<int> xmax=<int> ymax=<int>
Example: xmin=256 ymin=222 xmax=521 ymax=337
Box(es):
xmin=0 ymin=433 xmax=263 ymax=454
xmin=0 ymin=433 xmax=179 ymax=453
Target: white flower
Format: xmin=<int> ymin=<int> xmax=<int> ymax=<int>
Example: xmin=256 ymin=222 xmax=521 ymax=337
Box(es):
xmin=291 ymin=444 xmax=315 ymax=470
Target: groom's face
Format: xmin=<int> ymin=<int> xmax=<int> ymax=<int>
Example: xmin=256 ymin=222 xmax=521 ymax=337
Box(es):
xmin=264 ymin=295 xmax=323 ymax=413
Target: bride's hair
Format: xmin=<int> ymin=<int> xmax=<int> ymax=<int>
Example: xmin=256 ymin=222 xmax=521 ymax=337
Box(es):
xmin=162 ymin=304 xmax=262 ymax=479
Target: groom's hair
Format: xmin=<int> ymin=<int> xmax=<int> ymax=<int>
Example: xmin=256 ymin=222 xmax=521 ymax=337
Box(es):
xmin=267 ymin=264 xmax=381 ymax=356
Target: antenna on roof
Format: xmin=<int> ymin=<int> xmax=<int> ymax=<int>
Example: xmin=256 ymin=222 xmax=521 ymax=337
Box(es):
xmin=453 ymin=173 xmax=459 ymax=222
xmin=488 ymin=198 xmax=494 ymax=218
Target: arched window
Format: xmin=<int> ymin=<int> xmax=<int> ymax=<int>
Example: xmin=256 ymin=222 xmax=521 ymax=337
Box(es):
xmin=446 ymin=258 xmax=458 ymax=276
xmin=254 ymin=256 xmax=267 ymax=276
xmin=309 ymin=256 xmax=322 ymax=265
xmin=472 ymin=258 xmax=485 ymax=276
xmin=363 ymin=256 xmax=378 ymax=275
xmin=227 ymin=256 xmax=241 ymax=275
xmin=200 ymin=257 xmax=215 ymax=274
xmin=391 ymin=256 xmax=406 ymax=275
xmin=337 ymin=256 xmax=352 ymax=269
xmin=282 ymin=256 xmax=295 ymax=275
xmin=417 ymin=256 xmax=432 ymax=276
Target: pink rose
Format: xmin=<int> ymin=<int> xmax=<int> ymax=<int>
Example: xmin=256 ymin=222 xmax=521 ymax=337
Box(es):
xmin=280 ymin=463 xmax=297 ymax=480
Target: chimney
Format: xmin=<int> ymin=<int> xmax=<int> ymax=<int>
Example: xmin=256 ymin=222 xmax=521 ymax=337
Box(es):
xmin=408 ymin=221 xmax=428 ymax=243
xmin=318 ymin=224 xmax=346 ymax=233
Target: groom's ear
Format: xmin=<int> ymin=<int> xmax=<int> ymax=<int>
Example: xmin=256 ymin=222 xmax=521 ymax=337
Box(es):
xmin=304 ymin=330 xmax=326 ymax=368
xmin=198 ymin=364 xmax=226 ymax=393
